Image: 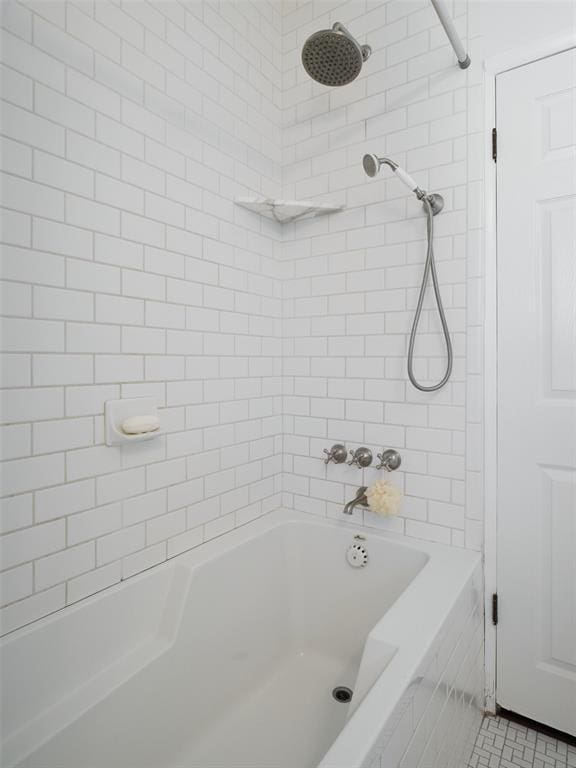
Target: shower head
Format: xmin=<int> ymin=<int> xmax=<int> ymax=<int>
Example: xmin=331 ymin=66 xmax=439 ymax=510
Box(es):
xmin=362 ymin=153 xmax=420 ymax=192
xmin=362 ymin=154 xmax=398 ymax=178
xmin=362 ymin=153 xmax=444 ymax=215
xmin=301 ymin=22 xmax=372 ymax=87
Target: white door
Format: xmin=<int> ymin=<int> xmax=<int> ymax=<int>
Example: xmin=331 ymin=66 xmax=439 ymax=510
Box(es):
xmin=497 ymin=47 xmax=576 ymax=736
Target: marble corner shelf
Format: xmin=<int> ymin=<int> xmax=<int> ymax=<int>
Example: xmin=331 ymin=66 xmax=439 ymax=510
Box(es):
xmin=234 ymin=196 xmax=344 ymax=224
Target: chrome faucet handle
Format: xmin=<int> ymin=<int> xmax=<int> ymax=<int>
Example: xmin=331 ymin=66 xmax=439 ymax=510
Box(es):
xmin=376 ymin=449 xmax=402 ymax=471
xmin=323 ymin=443 xmax=347 ymax=465
xmin=347 ymin=447 xmax=373 ymax=467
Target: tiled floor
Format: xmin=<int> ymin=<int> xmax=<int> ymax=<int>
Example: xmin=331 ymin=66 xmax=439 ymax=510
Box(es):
xmin=469 ymin=715 xmax=576 ymax=768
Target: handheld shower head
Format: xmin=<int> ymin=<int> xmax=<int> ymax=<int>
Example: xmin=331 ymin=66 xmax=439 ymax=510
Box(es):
xmin=362 ymin=153 xmax=419 ymax=190
xmin=361 ymin=154 xmax=452 ymax=392
xmin=362 ymin=154 xmax=398 ymax=178
xmin=362 ymin=153 xmax=444 ymax=215
xmin=301 ymin=22 xmax=371 ymax=87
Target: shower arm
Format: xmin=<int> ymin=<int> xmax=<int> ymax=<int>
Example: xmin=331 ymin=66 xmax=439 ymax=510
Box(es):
xmin=331 ymin=22 xmax=372 ymax=61
xmin=429 ymin=0 xmax=471 ymax=69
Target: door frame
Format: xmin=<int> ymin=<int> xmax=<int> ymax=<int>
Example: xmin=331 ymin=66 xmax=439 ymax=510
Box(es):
xmin=483 ymin=32 xmax=576 ymax=714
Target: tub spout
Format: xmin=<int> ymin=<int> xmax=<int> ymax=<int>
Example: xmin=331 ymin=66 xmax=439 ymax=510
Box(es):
xmin=343 ymin=486 xmax=369 ymax=515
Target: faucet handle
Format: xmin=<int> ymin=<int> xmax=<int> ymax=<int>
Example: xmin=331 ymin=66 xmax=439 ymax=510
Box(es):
xmin=323 ymin=443 xmax=347 ymax=465
xmin=347 ymin=447 xmax=373 ymax=467
xmin=375 ymin=449 xmax=401 ymax=471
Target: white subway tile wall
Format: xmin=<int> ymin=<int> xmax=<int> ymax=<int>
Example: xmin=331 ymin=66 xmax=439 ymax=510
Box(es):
xmin=0 ymin=0 xmax=284 ymax=635
xmin=1 ymin=0 xmax=487 ymax=637
xmin=280 ymin=0 xmax=484 ymax=552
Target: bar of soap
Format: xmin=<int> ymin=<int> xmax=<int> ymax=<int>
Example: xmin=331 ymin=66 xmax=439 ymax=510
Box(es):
xmin=121 ymin=415 xmax=160 ymax=435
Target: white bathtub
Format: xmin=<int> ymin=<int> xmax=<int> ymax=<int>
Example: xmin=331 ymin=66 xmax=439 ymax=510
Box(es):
xmin=0 ymin=510 xmax=483 ymax=768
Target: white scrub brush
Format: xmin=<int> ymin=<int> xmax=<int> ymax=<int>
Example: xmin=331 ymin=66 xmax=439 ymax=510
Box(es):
xmin=366 ymin=479 xmax=402 ymax=517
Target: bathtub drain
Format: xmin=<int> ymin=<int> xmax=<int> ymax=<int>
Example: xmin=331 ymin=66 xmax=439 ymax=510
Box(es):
xmin=332 ymin=686 xmax=353 ymax=703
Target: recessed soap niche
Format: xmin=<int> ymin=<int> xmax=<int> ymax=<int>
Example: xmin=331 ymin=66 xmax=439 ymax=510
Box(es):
xmin=105 ymin=398 xmax=162 ymax=446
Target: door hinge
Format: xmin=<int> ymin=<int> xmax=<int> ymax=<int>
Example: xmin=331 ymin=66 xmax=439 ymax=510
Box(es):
xmin=492 ymin=128 xmax=497 ymax=162
xmin=492 ymin=593 xmax=499 ymax=625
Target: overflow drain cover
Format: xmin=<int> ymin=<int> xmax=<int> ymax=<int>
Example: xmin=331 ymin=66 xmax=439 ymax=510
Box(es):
xmin=346 ymin=542 xmax=368 ymax=568
xmin=332 ymin=686 xmax=353 ymax=703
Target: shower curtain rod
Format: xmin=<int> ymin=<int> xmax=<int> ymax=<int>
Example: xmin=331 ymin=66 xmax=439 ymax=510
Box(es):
xmin=430 ymin=0 xmax=471 ymax=69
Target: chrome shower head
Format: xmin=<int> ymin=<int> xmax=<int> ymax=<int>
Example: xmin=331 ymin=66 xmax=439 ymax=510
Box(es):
xmin=362 ymin=154 xmax=398 ymax=178
xmin=362 ymin=153 xmax=445 ymax=215
xmin=301 ymin=22 xmax=371 ymax=87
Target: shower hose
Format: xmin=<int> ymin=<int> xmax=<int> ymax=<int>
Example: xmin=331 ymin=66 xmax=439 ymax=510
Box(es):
xmin=407 ymin=196 xmax=453 ymax=391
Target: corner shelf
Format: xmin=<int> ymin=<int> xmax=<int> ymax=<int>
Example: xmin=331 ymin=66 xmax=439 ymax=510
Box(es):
xmin=234 ymin=196 xmax=344 ymax=224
